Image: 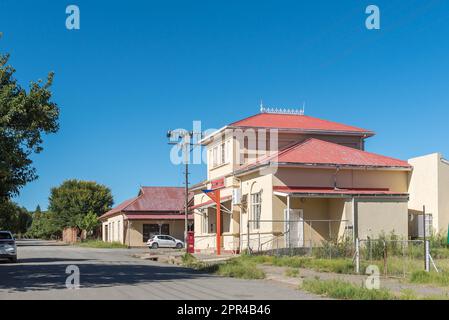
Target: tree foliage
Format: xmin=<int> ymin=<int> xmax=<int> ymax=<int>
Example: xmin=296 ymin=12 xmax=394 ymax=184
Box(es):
xmin=49 ymin=179 xmax=113 ymax=229
xmin=0 ymin=52 xmax=60 ymax=202
xmin=27 ymin=209 xmax=60 ymax=239
xmin=0 ymin=200 xmax=32 ymax=234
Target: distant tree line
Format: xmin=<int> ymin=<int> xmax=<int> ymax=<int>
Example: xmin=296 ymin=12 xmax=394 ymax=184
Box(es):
xmin=26 ymin=180 xmax=114 ymax=239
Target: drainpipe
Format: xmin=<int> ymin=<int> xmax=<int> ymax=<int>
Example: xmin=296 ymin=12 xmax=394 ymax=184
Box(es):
xmin=234 ymin=177 xmax=243 ymax=253
xmin=286 ymin=195 xmax=290 ymax=248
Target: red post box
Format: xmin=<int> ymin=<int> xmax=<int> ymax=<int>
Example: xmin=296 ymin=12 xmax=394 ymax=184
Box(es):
xmin=187 ymin=231 xmax=194 ymax=254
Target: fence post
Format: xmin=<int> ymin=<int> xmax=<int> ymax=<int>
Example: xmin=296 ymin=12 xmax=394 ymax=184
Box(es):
xmin=355 ymin=238 xmax=360 ymax=274
xmin=258 ymin=232 xmax=261 ymax=252
xmin=383 ymin=240 xmax=388 ymax=277
xmin=425 ymin=240 xmax=430 ymax=272
xmin=247 ymin=221 xmax=250 ymax=255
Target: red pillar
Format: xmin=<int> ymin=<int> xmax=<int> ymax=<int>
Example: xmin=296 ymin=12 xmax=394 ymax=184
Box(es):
xmin=215 ymin=189 xmax=221 ymax=256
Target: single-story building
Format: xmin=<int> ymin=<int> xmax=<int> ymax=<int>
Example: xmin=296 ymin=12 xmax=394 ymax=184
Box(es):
xmin=408 ymin=153 xmax=449 ymax=236
xmin=99 ymin=186 xmax=193 ymax=247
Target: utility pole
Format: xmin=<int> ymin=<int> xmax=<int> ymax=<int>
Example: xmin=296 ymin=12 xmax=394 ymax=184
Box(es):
xmin=167 ymin=129 xmax=202 ymax=252
xmin=184 ymin=143 xmax=189 ymax=249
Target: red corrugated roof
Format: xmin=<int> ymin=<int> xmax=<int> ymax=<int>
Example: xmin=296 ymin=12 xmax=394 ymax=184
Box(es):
xmin=238 ymin=138 xmax=411 ymax=171
xmin=100 ymin=186 xmax=192 ymax=220
xmin=125 ymin=214 xmax=193 ymax=220
xmin=274 ymin=186 xmax=407 ymax=196
xmin=230 ymin=113 xmax=373 ymax=134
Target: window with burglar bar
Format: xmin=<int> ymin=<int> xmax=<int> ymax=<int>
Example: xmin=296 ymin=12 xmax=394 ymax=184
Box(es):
xmin=251 ymin=192 xmax=262 ymax=229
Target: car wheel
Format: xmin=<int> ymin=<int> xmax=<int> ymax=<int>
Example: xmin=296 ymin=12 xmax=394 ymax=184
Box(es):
xmin=9 ymin=257 xmax=17 ymax=263
xmin=176 ymin=243 xmax=183 ymax=249
xmin=151 ymin=243 xmax=159 ymax=249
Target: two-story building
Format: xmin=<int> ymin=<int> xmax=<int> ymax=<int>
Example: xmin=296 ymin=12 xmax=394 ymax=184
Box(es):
xmin=191 ymin=108 xmax=411 ymax=253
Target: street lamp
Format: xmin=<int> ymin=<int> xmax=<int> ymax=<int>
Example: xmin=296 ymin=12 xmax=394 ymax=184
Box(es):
xmin=167 ymin=129 xmax=203 ymax=251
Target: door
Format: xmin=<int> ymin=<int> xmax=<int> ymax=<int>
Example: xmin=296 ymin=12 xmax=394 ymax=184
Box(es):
xmin=287 ymin=209 xmax=304 ymax=247
xmin=159 ymin=235 xmax=173 ymax=247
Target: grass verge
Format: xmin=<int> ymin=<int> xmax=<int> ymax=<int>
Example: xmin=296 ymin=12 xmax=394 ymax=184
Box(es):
xmin=285 ymin=268 xmax=300 ymax=277
xmin=301 ymin=278 xmax=394 ymax=300
xmin=239 ymin=255 xmax=356 ymax=274
xmin=181 ymin=254 xmax=265 ymax=279
xmin=77 ymin=240 xmax=128 ymax=249
xmin=409 ymin=270 xmax=449 ymax=287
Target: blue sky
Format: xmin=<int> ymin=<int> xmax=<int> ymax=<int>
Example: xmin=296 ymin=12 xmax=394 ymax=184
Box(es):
xmin=1 ymin=0 xmax=448 ymax=210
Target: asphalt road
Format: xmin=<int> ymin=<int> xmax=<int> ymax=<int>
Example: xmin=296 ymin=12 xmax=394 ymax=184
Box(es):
xmin=0 ymin=240 xmax=321 ymax=300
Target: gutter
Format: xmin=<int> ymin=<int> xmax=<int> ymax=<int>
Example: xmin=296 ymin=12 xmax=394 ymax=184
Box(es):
xmin=234 ymin=162 xmax=412 ymax=177
xmin=199 ymin=126 xmax=375 ymax=145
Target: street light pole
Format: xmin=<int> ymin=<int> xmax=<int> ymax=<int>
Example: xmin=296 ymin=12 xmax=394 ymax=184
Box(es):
xmin=184 ymin=143 xmax=189 ymax=251
xmin=167 ymin=129 xmax=202 ymax=253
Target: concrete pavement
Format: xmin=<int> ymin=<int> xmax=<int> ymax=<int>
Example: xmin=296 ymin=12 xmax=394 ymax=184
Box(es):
xmin=0 ymin=240 xmax=322 ymax=300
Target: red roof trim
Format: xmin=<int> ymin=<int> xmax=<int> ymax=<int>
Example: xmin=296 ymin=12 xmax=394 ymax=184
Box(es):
xmin=273 ymin=186 xmax=407 ymax=196
xmin=125 ymin=214 xmax=193 ymax=220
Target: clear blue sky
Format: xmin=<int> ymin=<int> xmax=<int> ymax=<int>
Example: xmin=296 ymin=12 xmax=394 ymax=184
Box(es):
xmin=1 ymin=0 xmax=448 ymax=210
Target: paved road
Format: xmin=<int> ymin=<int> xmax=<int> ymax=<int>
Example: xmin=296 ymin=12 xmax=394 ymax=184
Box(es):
xmin=0 ymin=240 xmax=321 ymax=300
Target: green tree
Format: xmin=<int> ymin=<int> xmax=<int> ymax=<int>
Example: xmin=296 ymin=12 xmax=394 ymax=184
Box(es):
xmin=0 ymin=50 xmax=60 ymax=203
xmin=27 ymin=210 xmax=60 ymax=239
xmin=78 ymin=211 xmax=101 ymax=238
xmin=0 ymin=200 xmax=32 ymax=234
xmin=49 ymin=179 xmax=113 ymax=230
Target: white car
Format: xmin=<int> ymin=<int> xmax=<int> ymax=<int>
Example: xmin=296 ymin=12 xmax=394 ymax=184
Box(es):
xmin=0 ymin=231 xmax=17 ymax=263
xmin=147 ymin=235 xmax=184 ymax=249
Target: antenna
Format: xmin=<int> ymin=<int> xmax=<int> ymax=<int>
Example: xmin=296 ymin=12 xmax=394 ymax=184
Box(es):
xmin=260 ymin=100 xmax=264 ymax=113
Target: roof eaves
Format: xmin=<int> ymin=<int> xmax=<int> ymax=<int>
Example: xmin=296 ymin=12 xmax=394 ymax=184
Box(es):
xmin=227 ymin=125 xmax=375 ymax=137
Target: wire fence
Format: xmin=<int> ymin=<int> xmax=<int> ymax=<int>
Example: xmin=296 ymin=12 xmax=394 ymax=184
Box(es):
xmin=243 ymin=219 xmax=441 ymax=278
xmin=244 ymin=219 xmax=352 ymax=257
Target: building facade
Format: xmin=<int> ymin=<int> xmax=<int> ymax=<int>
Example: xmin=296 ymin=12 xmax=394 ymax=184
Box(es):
xmin=99 ymin=186 xmax=193 ymax=247
xmin=408 ymin=153 xmax=449 ymax=236
xmin=191 ymin=109 xmax=411 ymax=253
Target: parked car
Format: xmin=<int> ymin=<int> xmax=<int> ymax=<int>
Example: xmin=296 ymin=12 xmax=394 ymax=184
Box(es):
xmin=147 ymin=235 xmax=184 ymax=249
xmin=0 ymin=231 xmax=17 ymax=263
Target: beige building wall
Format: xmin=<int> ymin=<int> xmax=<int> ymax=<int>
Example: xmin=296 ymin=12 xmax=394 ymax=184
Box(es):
xmin=356 ymin=199 xmax=408 ymax=239
xmin=409 ymin=153 xmax=449 ymax=233
xmin=102 ymin=214 xmax=125 ymax=243
xmin=102 ymin=215 xmax=186 ymax=247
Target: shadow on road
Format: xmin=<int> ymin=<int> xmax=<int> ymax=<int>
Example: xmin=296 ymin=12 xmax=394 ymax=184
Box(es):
xmin=0 ymin=258 xmax=96 ymax=264
xmin=0 ymin=262 xmax=211 ymax=292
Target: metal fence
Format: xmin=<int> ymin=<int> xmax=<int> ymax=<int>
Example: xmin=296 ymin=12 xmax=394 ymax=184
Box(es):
xmin=244 ymin=219 xmax=352 ymax=257
xmin=354 ymin=238 xmax=438 ymax=278
xmin=242 ymin=219 xmax=440 ymax=278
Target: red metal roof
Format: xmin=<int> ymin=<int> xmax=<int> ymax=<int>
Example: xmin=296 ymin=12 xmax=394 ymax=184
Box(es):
xmin=238 ymin=138 xmax=411 ymax=171
xmin=273 ymin=186 xmax=407 ymax=196
xmin=100 ymin=186 xmax=193 ymax=220
xmin=125 ymin=214 xmax=193 ymax=220
xmin=230 ymin=113 xmax=373 ymax=135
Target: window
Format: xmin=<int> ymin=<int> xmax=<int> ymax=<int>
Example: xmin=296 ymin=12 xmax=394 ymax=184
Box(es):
xmin=202 ymin=211 xmax=209 ymax=234
xmin=212 ymin=147 xmax=218 ymax=167
xmin=251 ymin=192 xmax=262 ymax=229
xmin=221 ymin=143 xmax=226 ymax=164
xmin=117 ymin=221 xmax=121 ymax=241
xmin=143 ymin=224 xmax=169 ymax=242
xmin=111 ymin=222 xmax=114 ymax=241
